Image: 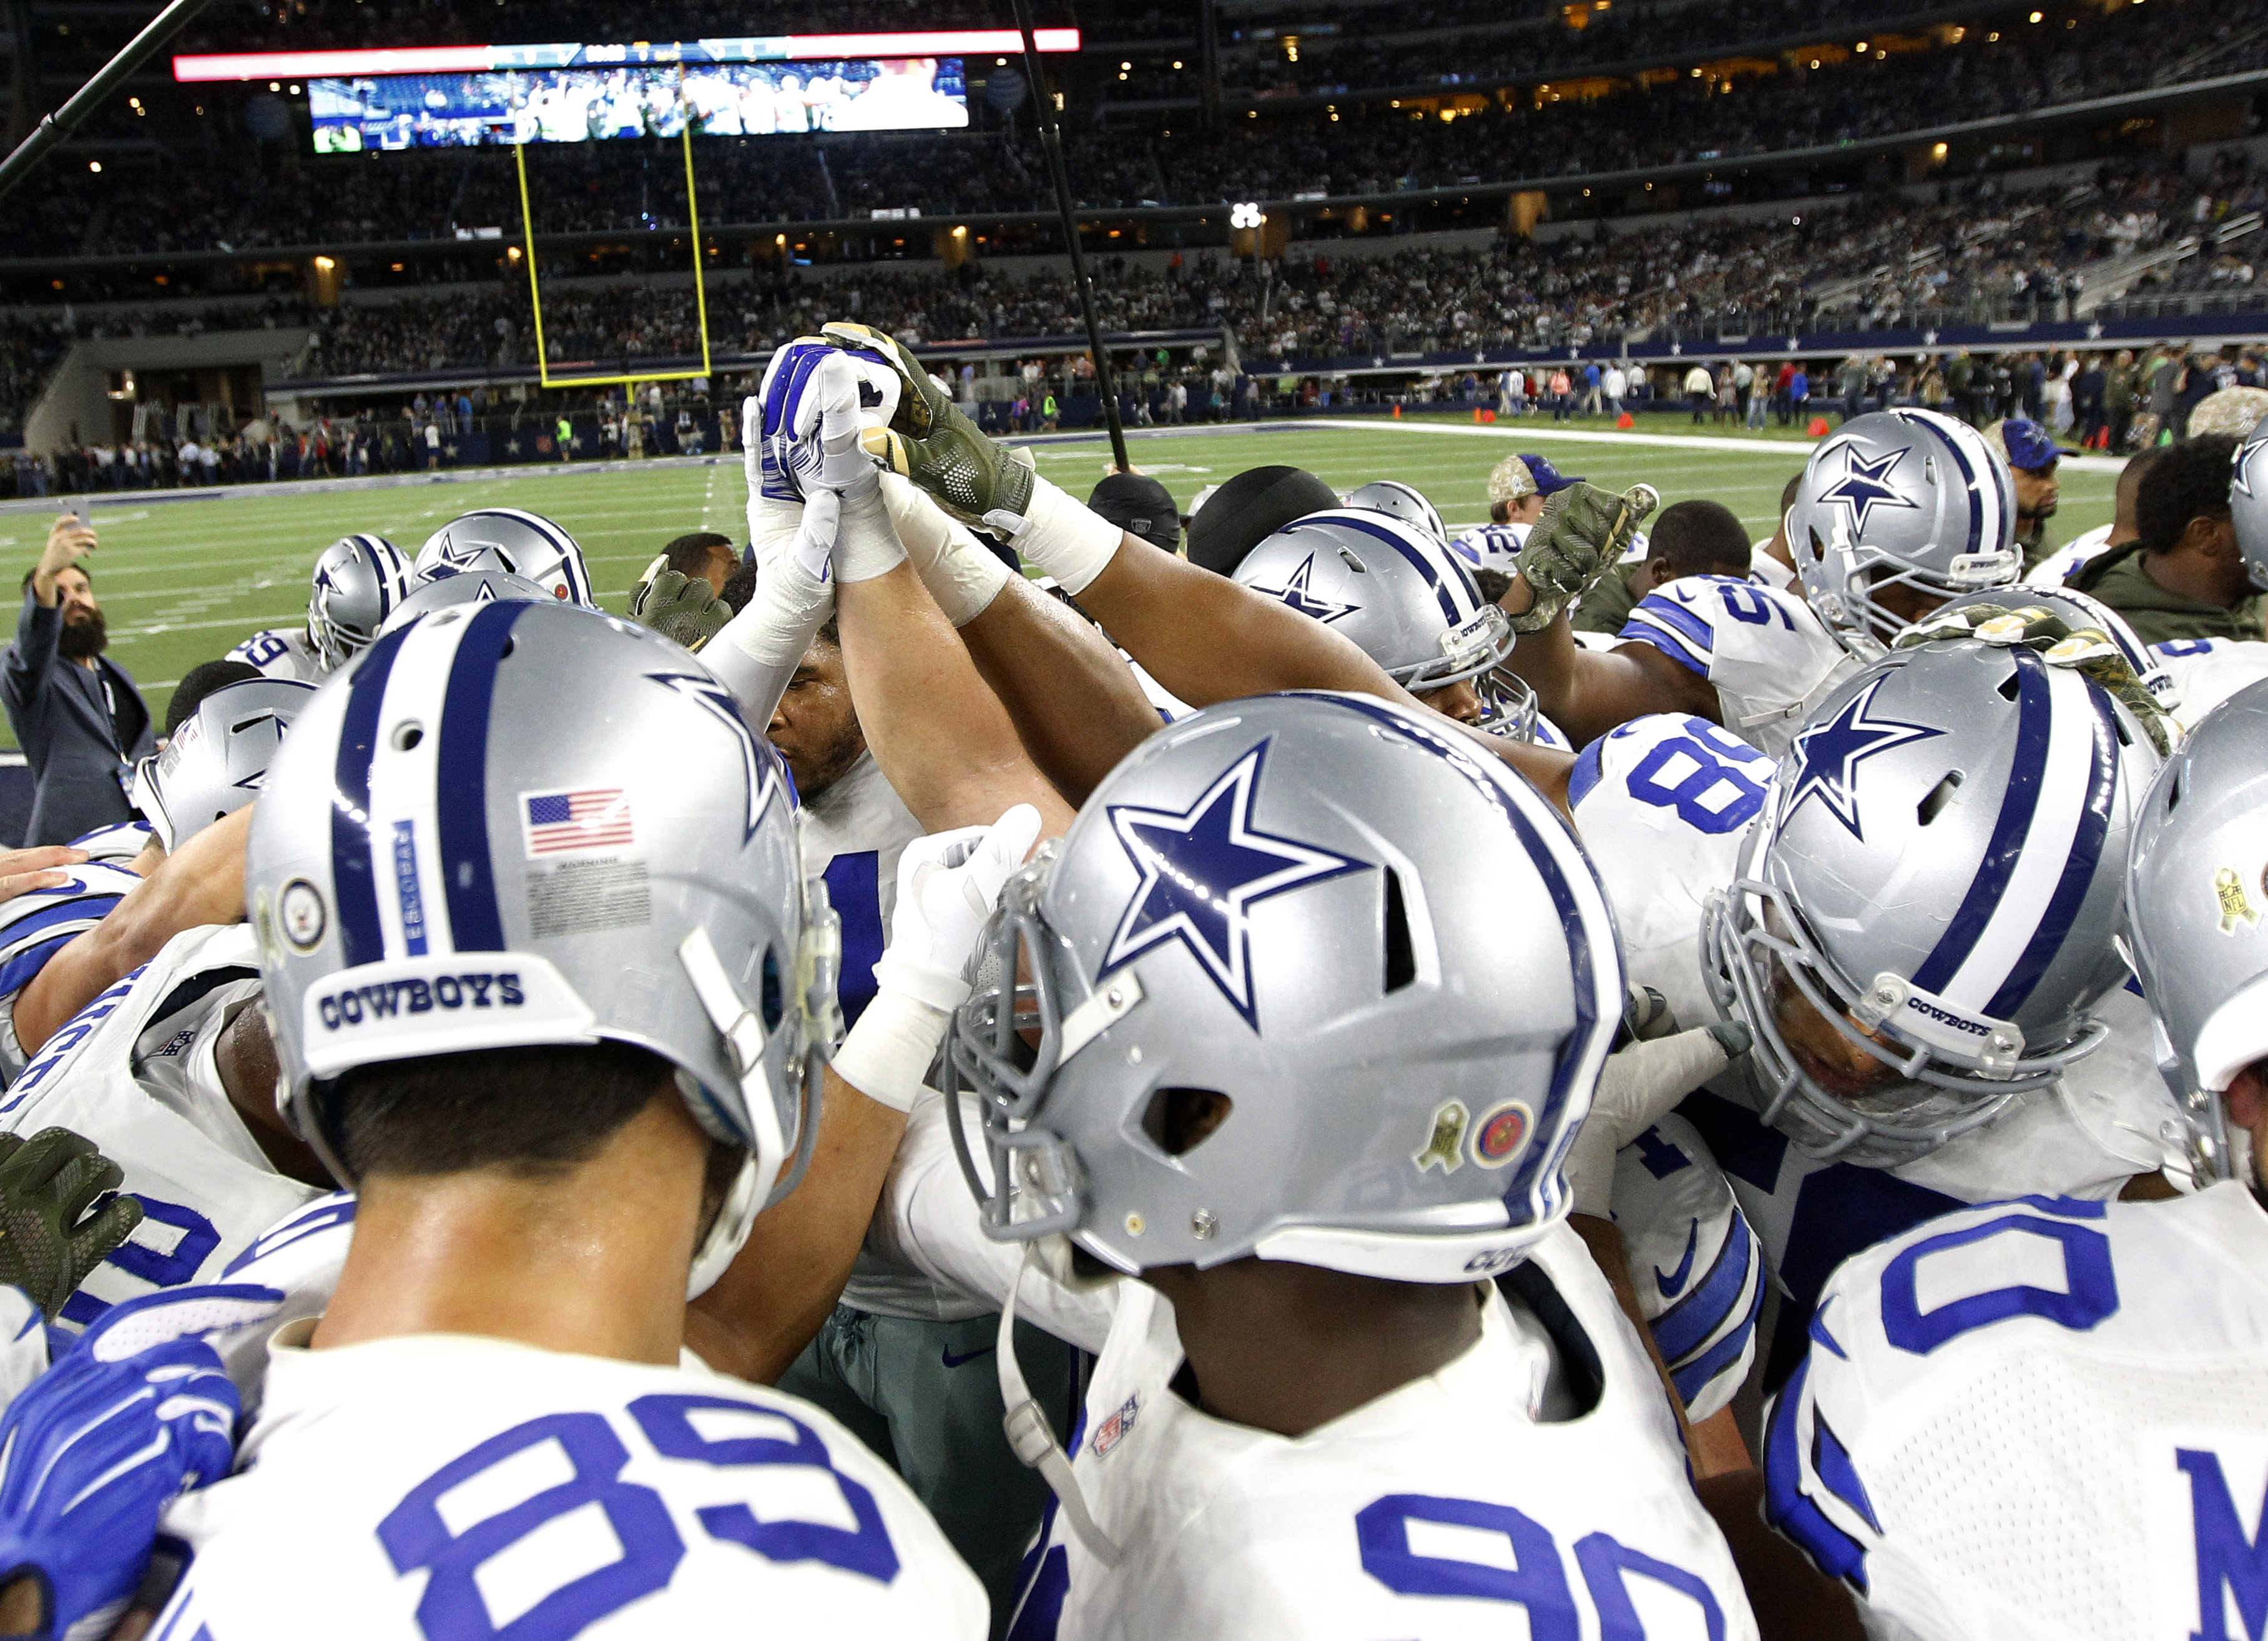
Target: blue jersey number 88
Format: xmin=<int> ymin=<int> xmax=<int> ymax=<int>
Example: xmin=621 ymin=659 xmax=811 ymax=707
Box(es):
xmin=1625 ymin=720 xmax=1772 ymax=836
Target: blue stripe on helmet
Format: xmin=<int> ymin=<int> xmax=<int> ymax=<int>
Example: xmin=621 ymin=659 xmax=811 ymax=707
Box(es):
xmin=432 ymin=600 xmax=528 ymax=953
xmin=1903 ymin=411 xmax=1996 ymax=561
xmin=1634 ymin=591 xmax=1717 ymax=654
xmin=1295 ymin=512 xmax=1464 ymax=626
xmin=1651 ymin=1209 xmax=1755 ymax=1363
xmin=1911 ymin=648 xmax=2051 ymax=996
xmin=1984 ymin=677 xmax=2118 ymax=1021
xmin=331 ymin=625 xmax=413 ymax=967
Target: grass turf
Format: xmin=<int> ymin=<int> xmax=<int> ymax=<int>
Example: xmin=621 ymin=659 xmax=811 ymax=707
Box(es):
xmin=0 ymin=416 xmax=2118 ymax=750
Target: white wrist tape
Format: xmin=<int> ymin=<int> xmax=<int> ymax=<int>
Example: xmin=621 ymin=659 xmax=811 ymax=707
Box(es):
xmin=1564 ymin=1026 xmax=1736 ymax=1218
xmin=830 ymin=987 xmax=950 ymax=1113
xmin=833 ymin=485 xmax=908 ymax=584
xmin=884 ymin=474 xmax=1009 ymax=625
xmin=991 ymin=474 xmax=1122 ymax=597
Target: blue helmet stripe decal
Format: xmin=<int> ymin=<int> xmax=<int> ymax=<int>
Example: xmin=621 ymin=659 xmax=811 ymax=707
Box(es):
xmin=331 ymin=625 xmax=413 ymax=967
xmin=432 ymin=600 xmax=526 ymax=953
xmin=1912 ymin=649 xmax=2051 ymax=995
xmin=1499 ymin=792 xmax=1605 ymax=1222
xmin=1923 ymin=416 xmax=1986 ymax=561
xmin=1295 ymin=512 xmax=1464 ymax=626
xmin=1984 ymin=678 xmax=2118 ymax=1021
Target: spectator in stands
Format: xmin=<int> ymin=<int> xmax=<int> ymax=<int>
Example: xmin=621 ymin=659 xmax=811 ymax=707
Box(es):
xmin=2069 ymin=434 xmax=2259 ymax=643
xmin=1 ymin=514 xmax=154 ymax=845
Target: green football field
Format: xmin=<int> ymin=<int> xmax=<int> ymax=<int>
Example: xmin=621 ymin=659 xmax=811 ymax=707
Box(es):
xmin=0 ymin=414 xmax=2119 ymax=749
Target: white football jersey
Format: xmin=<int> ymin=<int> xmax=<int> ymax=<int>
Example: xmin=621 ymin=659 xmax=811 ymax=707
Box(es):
xmin=1446 ymin=521 xmax=1528 ymax=573
xmin=223 ymin=626 xmax=326 ymax=683
xmin=1613 ymin=1114 xmax=1764 ymax=1424
xmin=1767 ymin=1182 xmax=2268 ymax=1641
xmin=1570 ymin=713 xmax=2175 ymax=1328
xmin=155 ymin=1331 xmax=988 ymax=1639
xmin=2023 ymin=523 xmax=2116 ymax=587
xmin=1616 ymin=575 xmax=1863 ymax=758
xmin=876 ymin=1097 xmax=1757 ymax=1641
xmin=799 ymin=750 xmax=978 ymax=1324
xmin=2154 ymin=637 xmax=2268 ymax=728
xmin=0 ymin=923 xmax=321 ymax=1330
xmin=1570 ymin=712 xmax=1775 ymax=1028
xmin=1749 ymin=549 xmax=1798 ymax=593
xmin=0 ymin=858 xmax=147 ymax=1082
xmin=64 ymin=818 xmax=155 ymax=866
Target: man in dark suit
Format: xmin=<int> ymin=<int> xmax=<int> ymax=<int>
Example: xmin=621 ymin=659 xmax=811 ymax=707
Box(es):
xmin=1 ymin=514 xmax=154 ymax=845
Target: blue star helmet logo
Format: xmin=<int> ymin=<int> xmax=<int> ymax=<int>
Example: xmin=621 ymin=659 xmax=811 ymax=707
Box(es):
xmin=1247 ymin=554 xmax=1360 ymax=625
xmin=1781 ymin=674 xmax=1945 ymax=842
xmin=2238 ymin=438 xmax=2266 ymax=502
xmin=1101 ymin=741 xmax=1368 ymax=1029
xmin=649 ymin=672 xmax=785 ymax=840
xmin=1819 ymin=444 xmax=1923 ymax=539
xmin=312 ymin=562 xmax=343 ymax=598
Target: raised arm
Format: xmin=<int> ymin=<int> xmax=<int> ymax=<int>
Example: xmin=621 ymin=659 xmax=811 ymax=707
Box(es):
xmin=1491 ymin=580 xmax=1719 ymax=745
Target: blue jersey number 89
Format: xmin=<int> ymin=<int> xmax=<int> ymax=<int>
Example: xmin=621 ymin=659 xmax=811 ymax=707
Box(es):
xmin=378 ymin=1394 xmax=900 ymax=1640
xmin=1626 ymin=721 xmax=1772 ymax=836
xmin=233 ymin=630 xmax=292 ymax=669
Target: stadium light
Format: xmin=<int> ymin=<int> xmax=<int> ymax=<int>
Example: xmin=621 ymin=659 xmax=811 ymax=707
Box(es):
xmin=1230 ymin=202 xmax=1263 ymax=228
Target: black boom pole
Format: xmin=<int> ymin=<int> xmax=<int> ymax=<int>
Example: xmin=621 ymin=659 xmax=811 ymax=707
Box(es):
xmin=0 ymin=0 xmax=218 ymax=204
xmin=1009 ymin=0 xmax=1131 ymax=473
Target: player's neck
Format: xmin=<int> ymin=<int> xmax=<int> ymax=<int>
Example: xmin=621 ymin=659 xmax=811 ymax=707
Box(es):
xmin=1146 ymin=1260 xmax=1483 ymax=1438
xmin=314 ymin=1095 xmax=703 ymax=1366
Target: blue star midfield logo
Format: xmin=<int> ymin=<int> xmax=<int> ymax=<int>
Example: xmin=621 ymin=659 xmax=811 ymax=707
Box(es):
xmin=648 ymin=672 xmax=783 ymax=842
xmin=1247 ymin=554 xmax=1360 ymax=625
xmin=1782 ymin=675 xmax=1944 ymax=841
xmin=1101 ymin=742 xmax=1369 ymax=1029
xmin=1819 ymin=444 xmax=1922 ymax=538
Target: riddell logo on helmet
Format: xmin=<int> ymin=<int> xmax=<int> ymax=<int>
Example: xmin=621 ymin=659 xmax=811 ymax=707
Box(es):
xmin=317 ymin=972 xmax=525 ymax=1029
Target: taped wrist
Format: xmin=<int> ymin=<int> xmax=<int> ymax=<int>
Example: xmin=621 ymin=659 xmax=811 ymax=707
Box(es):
xmin=990 ymin=474 xmax=1122 ymax=597
xmin=833 ymin=486 xmax=907 ymax=584
xmin=702 ymin=557 xmax=832 ymax=725
xmin=830 ymin=987 xmax=948 ymax=1114
xmin=885 ymin=474 xmax=1009 ymax=625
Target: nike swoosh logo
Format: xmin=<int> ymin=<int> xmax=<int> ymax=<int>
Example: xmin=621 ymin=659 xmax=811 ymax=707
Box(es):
xmin=941 ymin=1345 xmax=997 ymax=1369
xmin=1654 ymin=1220 xmax=1701 ymax=1298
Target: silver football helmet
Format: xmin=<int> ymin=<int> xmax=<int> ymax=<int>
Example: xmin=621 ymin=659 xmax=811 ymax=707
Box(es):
xmin=375 ymin=570 xmax=555 ymax=640
xmin=945 ymin=691 xmax=1625 ymax=1285
xmin=1704 ymin=640 xmax=2158 ymax=1165
xmin=2235 ymin=423 xmax=2268 ymax=593
xmin=415 ymin=508 xmax=594 ymax=606
xmin=1343 ymin=480 xmax=1447 ymax=546
xmin=1789 ymin=409 xmax=2020 ymax=660
xmin=129 ymin=678 xmax=316 ymax=851
xmin=1234 ymin=509 xmax=1539 ymax=740
xmin=2125 ymin=677 xmax=2268 ymax=1186
xmin=246 ymin=600 xmax=840 ymax=1298
xmin=307 ymin=534 xmax=414 ymax=671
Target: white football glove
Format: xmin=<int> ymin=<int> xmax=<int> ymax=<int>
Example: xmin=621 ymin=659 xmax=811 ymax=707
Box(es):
xmin=1564 ymin=1019 xmax=1750 ymax=1218
xmin=833 ymin=804 xmax=1045 ymax=1111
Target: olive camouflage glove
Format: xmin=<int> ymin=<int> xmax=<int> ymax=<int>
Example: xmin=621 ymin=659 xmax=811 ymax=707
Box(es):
xmin=0 ymin=1128 xmax=142 ymax=1318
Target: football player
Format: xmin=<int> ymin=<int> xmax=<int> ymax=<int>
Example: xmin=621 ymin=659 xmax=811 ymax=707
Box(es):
xmin=412 ymin=507 xmax=594 ymax=605
xmin=34 ymin=600 xmax=1030 ymax=1639
xmin=1230 ymin=507 xmax=1560 ymax=743
xmin=1498 ymin=409 xmax=2020 ymax=757
xmin=871 ymin=691 xmax=1759 ymax=1640
xmin=226 ymin=534 xmax=413 ymax=683
xmin=1762 ymin=675 xmax=2268 ymax=1641
xmin=1571 ymin=633 xmax=2174 ymax=1387
xmin=2140 ymin=421 xmax=2268 ymax=722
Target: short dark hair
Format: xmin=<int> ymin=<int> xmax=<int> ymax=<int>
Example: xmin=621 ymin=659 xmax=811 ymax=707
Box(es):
xmin=333 ymin=1040 xmax=673 ymax=1178
xmin=2136 ymin=435 xmax=2238 ymax=556
xmin=1648 ymin=499 xmax=1752 ymax=578
xmin=661 ymin=532 xmax=736 ymax=578
xmin=167 ymin=659 xmax=263 ymax=737
xmin=1780 ymin=470 xmax=1805 ymax=516
xmin=1473 ymin=567 xmax=1515 ymax=605
xmin=719 ymin=561 xmax=758 ymax=614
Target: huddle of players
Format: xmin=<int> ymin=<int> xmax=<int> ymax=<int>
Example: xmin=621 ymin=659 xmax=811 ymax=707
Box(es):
xmin=0 ymin=326 xmax=2262 ymax=1641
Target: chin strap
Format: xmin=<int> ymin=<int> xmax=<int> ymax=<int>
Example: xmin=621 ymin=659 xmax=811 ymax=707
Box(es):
xmin=997 ymin=1247 xmax=1122 ymax=1568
